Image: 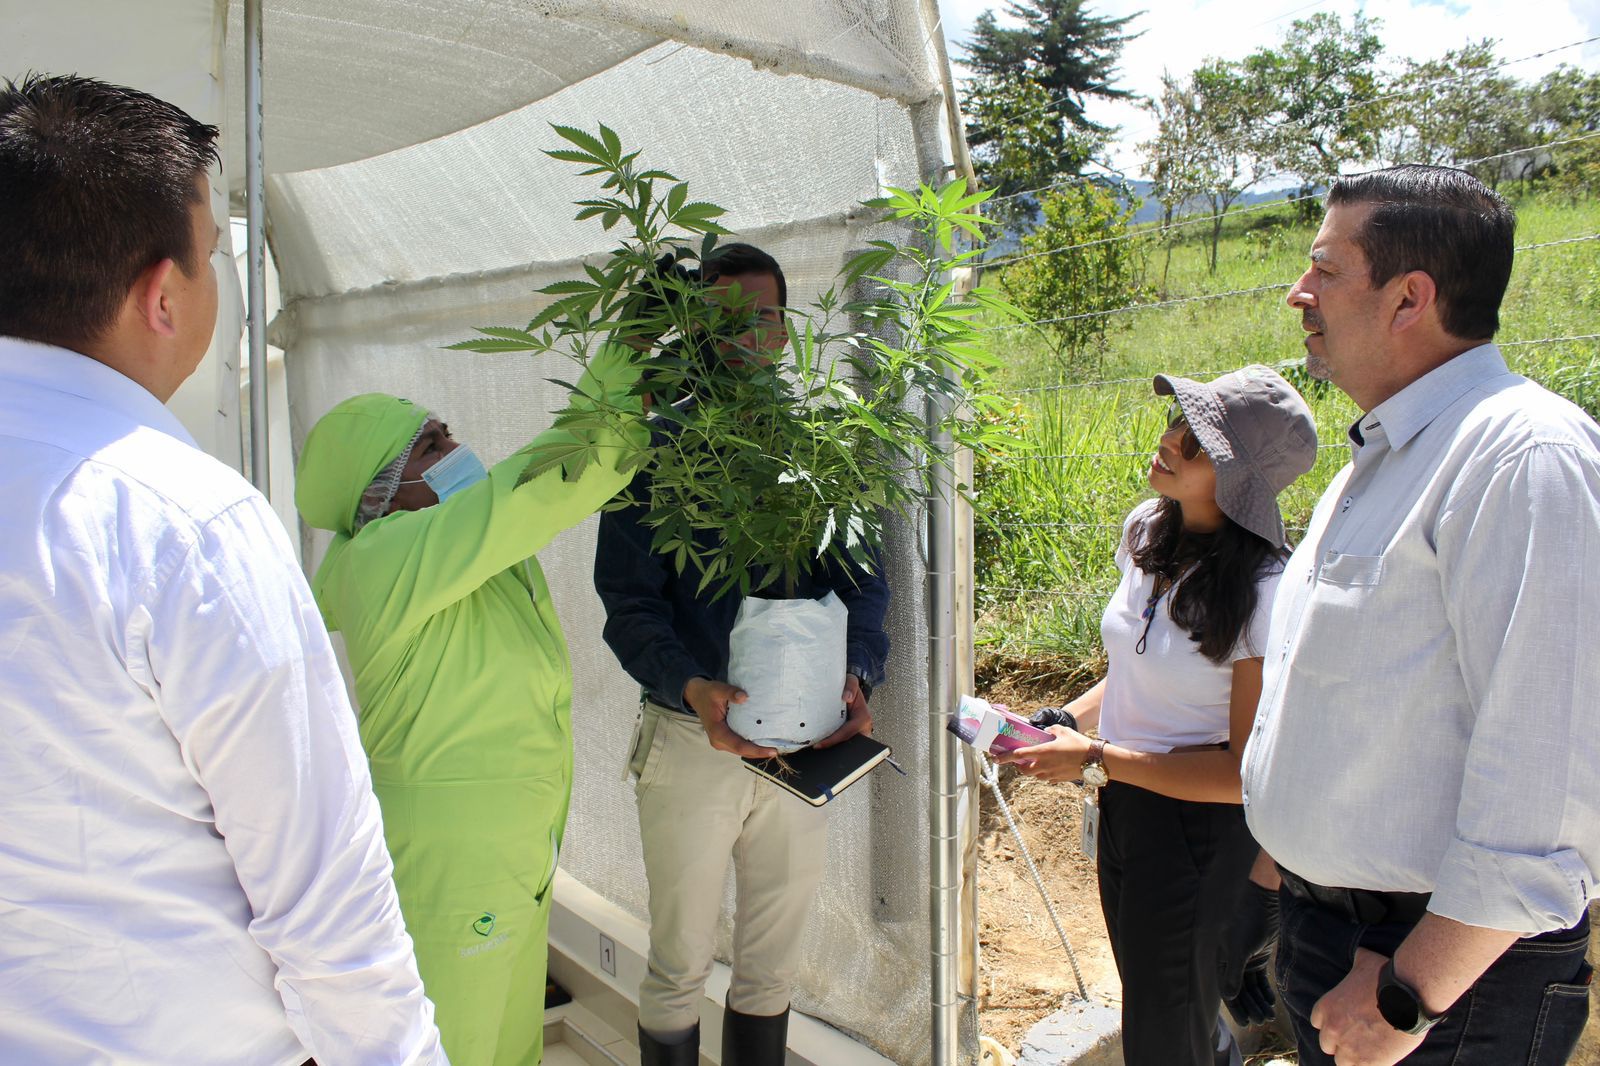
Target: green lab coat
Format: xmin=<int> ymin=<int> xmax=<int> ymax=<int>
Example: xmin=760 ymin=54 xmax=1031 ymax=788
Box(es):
xmin=299 ymin=344 xmax=646 ymax=1066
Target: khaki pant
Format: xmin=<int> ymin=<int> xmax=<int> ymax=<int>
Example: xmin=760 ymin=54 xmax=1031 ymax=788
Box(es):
xmin=630 ymin=703 xmax=830 ymax=1034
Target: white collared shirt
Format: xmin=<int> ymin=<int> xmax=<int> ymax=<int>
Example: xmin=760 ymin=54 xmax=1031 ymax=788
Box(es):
xmin=0 ymin=338 xmax=445 ymax=1065
xmin=1243 ymin=344 xmax=1600 ymax=935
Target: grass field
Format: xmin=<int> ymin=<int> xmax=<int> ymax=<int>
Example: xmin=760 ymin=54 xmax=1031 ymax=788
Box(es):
xmin=972 ymin=186 xmax=1600 ymax=670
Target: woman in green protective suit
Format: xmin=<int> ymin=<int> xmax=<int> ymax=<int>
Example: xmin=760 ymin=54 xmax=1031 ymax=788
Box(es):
xmin=294 ymin=342 xmax=647 ymax=1066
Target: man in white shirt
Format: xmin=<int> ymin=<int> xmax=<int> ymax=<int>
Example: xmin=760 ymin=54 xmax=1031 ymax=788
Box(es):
xmin=0 ymin=74 xmax=445 ymax=1065
xmin=1241 ymin=164 xmax=1597 ymax=1065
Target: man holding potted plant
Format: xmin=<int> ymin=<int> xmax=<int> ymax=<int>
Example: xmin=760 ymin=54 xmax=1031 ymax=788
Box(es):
xmin=594 ymin=243 xmax=892 ymax=1066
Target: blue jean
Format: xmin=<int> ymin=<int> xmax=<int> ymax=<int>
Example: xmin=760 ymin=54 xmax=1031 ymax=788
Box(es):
xmin=1275 ymin=890 xmax=1592 ymax=1065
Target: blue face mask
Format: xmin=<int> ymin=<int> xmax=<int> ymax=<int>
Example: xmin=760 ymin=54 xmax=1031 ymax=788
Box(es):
xmin=406 ymin=444 xmax=488 ymax=503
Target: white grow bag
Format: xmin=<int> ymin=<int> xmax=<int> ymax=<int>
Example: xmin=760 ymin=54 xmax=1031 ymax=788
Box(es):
xmin=726 ymin=591 xmax=849 ymax=752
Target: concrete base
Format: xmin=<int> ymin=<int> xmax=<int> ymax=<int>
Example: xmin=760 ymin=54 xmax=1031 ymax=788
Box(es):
xmin=1015 ymin=996 xmax=1123 ymax=1066
xmin=546 ymin=871 xmax=896 ymax=1066
xmin=543 ymin=1000 xmax=634 ymax=1065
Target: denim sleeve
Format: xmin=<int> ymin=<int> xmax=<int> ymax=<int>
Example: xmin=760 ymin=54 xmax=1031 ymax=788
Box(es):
xmin=593 ymin=474 xmax=709 ymax=711
xmin=826 ymin=548 xmax=891 ymax=689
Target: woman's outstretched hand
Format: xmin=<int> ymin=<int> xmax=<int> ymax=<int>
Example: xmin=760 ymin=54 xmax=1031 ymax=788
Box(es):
xmin=995 ymin=725 xmax=1094 ymax=783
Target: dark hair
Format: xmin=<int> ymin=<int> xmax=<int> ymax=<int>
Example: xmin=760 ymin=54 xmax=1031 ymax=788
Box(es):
xmin=1326 ymin=165 xmax=1514 ymax=341
xmin=1129 ymin=498 xmax=1285 ymax=663
xmin=700 ymin=242 xmax=786 ymax=308
xmin=667 ymin=242 xmax=787 ymax=388
xmin=0 ymin=73 xmax=220 ymax=350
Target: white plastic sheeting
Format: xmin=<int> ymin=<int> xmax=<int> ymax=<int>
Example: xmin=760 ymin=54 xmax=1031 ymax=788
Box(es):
xmin=271 ymin=36 xmax=952 ymax=1057
xmin=218 ymin=0 xmax=939 ymax=194
xmin=6 ymin=3 xmax=974 ymax=1061
xmin=263 ymin=45 xmax=919 ymax=302
xmin=2 ymin=0 xmax=245 ymax=468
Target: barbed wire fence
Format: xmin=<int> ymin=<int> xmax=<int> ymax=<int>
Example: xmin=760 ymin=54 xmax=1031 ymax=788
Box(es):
xmin=977 ymin=131 xmax=1600 ymax=273
xmin=967 ymin=123 xmax=1600 ymax=664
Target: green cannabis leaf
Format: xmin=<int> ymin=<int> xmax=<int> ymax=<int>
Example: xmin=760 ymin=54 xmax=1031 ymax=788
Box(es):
xmin=448 ymin=123 xmax=1024 ymax=599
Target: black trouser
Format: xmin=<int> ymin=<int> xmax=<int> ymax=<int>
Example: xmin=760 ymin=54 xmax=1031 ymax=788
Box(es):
xmin=1097 ymin=780 xmax=1260 ymax=1066
xmin=1276 ymin=889 xmax=1593 ymax=1065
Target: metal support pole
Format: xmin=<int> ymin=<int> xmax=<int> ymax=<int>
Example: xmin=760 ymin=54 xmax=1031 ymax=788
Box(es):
xmin=244 ymin=0 xmax=269 ymax=496
xmin=909 ymin=74 xmax=964 ymax=1065
xmin=920 ymin=0 xmax=978 ymax=193
xmin=925 ymin=390 xmax=961 ymax=1066
xmin=912 ymin=0 xmax=984 ymax=1044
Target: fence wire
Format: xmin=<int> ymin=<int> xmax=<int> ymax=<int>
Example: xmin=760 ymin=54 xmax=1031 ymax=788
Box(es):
xmin=989 ymin=519 xmax=1315 ymax=534
xmin=974 ymin=332 xmax=1597 ymax=600
xmin=978 ymin=586 xmax=1108 ymax=599
xmin=982 ymin=282 xmax=1291 ymax=333
xmin=1247 ymin=34 xmax=1600 ymax=141
xmin=1009 ymin=334 xmax=1600 ymax=396
xmin=979 ymin=230 xmax=1600 ymax=334
xmin=978 ymin=132 xmax=1600 ymax=272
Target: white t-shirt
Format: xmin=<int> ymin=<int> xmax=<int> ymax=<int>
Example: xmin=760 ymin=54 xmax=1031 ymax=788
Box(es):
xmin=1098 ymin=500 xmax=1283 ymax=754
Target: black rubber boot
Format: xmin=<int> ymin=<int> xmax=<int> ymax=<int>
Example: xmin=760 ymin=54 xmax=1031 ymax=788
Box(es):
xmin=638 ymin=1022 xmax=699 ymax=1066
xmin=721 ymin=1002 xmax=789 ymax=1066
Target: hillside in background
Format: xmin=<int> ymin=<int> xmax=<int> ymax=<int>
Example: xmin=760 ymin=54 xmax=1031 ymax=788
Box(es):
xmin=984 ymin=180 xmax=1312 ymax=256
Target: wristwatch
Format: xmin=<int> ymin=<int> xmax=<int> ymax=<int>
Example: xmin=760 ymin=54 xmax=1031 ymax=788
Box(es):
xmin=1080 ymin=738 xmax=1109 ymax=789
xmin=1376 ymin=958 xmax=1446 ymax=1035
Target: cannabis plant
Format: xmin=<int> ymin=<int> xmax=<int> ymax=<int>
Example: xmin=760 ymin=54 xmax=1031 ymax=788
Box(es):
xmin=448 ymin=124 xmax=1021 ymax=599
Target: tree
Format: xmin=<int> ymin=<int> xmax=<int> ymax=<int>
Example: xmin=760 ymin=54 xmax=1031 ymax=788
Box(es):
xmin=1525 ymin=65 xmax=1600 ymax=201
xmin=962 ymin=68 xmax=1102 ymax=228
xmin=964 ymin=0 xmax=1142 ymax=132
xmin=1380 ymin=40 xmax=1531 ymax=185
xmin=960 ymin=0 xmax=1142 ymax=215
xmin=1141 ymin=70 xmax=1208 ymax=287
xmin=1240 ymin=12 xmax=1385 ymax=208
xmin=1142 ymin=60 xmax=1267 ymax=275
xmin=998 ymin=180 xmax=1145 ymax=365
xmin=1526 ymin=65 xmax=1600 ymax=135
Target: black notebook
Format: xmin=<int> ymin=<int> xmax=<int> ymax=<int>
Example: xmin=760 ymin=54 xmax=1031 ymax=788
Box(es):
xmin=742 ymin=733 xmax=893 ymax=807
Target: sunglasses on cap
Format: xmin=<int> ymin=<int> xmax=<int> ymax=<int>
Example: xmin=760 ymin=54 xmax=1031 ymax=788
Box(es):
xmin=1165 ymin=401 xmax=1203 ymax=461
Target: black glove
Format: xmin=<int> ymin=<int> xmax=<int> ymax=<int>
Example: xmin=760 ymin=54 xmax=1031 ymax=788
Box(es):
xmin=1223 ymin=960 xmax=1276 ymax=1028
xmin=1029 ymin=706 xmax=1078 ymax=732
xmin=1219 ymin=881 xmax=1279 ymax=1027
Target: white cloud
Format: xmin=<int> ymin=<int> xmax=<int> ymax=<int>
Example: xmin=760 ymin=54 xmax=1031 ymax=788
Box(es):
xmin=936 ymin=0 xmax=1599 ymax=180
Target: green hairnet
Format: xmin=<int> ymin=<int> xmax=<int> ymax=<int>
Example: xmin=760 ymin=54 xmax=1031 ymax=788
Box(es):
xmin=296 ymin=393 xmax=429 ymax=537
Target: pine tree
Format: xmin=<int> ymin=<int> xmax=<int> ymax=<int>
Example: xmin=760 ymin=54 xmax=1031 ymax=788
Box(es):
xmin=960 ymin=0 xmax=1142 ymax=216
xmin=964 ymin=0 xmax=1141 ymax=133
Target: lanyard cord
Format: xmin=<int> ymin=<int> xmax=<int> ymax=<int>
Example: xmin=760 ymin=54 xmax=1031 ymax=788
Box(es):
xmin=1134 ymin=572 xmax=1176 ymax=655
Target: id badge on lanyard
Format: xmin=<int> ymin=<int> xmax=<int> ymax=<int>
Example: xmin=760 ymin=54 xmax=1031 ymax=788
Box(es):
xmin=1080 ymin=791 xmax=1101 ymax=861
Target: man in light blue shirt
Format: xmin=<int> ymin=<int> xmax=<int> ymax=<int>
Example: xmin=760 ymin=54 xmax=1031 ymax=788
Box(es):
xmin=1241 ymin=165 xmax=1598 ymax=1066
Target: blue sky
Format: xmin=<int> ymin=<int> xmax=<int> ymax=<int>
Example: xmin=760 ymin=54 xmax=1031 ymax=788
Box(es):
xmin=935 ymin=0 xmax=1600 ymax=179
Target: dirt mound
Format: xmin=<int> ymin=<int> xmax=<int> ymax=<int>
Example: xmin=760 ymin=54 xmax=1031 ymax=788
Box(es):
xmin=975 ymin=669 xmax=1119 ymax=1053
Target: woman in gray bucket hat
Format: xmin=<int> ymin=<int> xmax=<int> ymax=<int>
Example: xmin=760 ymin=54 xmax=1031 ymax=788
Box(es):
xmin=998 ymin=364 xmax=1318 ymax=1066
